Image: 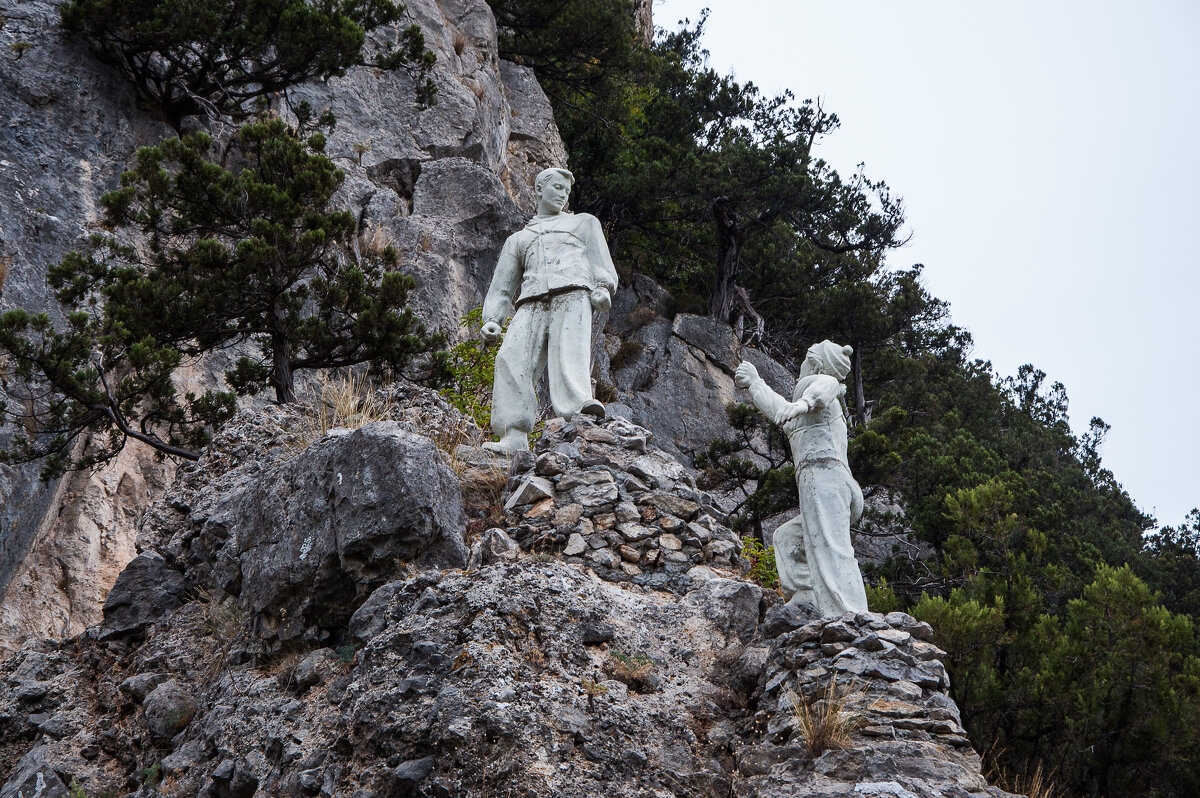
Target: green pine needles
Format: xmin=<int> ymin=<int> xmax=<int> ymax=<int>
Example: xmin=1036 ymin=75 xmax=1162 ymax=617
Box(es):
xmin=60 ymin=0 xmax=436 ymax=126
xmin=0 ymin=110 xmax=441 ymax=478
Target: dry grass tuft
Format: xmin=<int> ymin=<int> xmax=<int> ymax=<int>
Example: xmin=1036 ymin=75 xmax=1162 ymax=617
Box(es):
xmin=609 ymin=339 xmax=644 ymax=371
xmin=786 ymin=679 xmax=864 ymax=757
xmin=0 ymin=252 xmax=10 ymax=294
xmin=291 ymin=371 xmax=394 ymax=449
xmin=628 ymin=305 xmax=657 ymax=329
xmin=989 ymin=761 xmax=1059 ymax=798
xmin=196 ymin=587 xmax=246 ymax=640
xmin=603 ymin=650 xmax=655 ymax=692
xmin=453 ymin=31 xmax=468 ymax=56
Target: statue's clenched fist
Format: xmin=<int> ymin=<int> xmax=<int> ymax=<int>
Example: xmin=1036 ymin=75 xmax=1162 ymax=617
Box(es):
xmin=734 ymin=361 xmax=759 ymax=388
xmin=481 ymin=320 xmax=503 ymax=343
xmin=590 ymin=286 xmax=612 ymax=311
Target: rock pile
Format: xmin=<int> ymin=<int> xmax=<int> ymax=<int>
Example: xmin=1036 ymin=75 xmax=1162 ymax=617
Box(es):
xmin=735 ymin=606 xmax=1015 ymax=798
xmin=479 ymin=415 xmax=747 ymax=590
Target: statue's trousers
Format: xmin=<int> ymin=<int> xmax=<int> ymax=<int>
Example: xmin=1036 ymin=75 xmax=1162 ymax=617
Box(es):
xmin=492 ymin=290 xmax=593 ymax=436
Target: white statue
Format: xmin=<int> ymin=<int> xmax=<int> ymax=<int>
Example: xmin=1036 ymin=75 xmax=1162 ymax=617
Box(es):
xmin=734 ymin=342 xmax=869 ymax=617
xmin=481 ymin=168 xmax=618 ymax=453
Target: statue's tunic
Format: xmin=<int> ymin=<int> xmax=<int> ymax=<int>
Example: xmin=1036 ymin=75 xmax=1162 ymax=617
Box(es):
xmin=483 ymin=212 xmax=617 ymax=436
xmin=748 ymin=373 xmax=868 ymax=616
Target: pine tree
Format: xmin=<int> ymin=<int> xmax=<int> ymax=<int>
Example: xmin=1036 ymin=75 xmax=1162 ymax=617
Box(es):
xmin=0 ymin=111 xmax=441 ymax=477
xmin=60 ymin=0 xmax=436 ymax=126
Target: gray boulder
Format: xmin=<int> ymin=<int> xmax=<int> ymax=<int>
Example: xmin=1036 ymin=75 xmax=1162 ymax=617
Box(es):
xmin=100 ymin=552 xmax=187 ymax=640
xmin=192 ymin=422 xmax=467 ymax=644
xmin=142 ymin=679 xmax=196 ymax=742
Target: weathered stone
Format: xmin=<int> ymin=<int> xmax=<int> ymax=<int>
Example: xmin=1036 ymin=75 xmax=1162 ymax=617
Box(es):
xmin=0 ymin=745 xmax=68 ymax=798
xmin=191 ymin=423 xmax=468 ymax=644
xmin=100 ymin=552 xmax=187 ymax=640
xmin=638 ymin=493 xmax=700 ymax=520
xmin=563 ymin=534 xmax=588 ymax=557
xmin=504 ymin=475 xmax=555 ymax=509
xmin=468 ymin=528 xmax=521 ymax=569
xmin=684 ymin=578 xmax=762 ymax=644
xmin=616 ymin=522 xmax=655 ymax=542
xmin=658 ymin=533 xmax=683 ymax=551
xmin=142 ymin=679 xmax=196 ymax=741
xmin=552 ymin=503 xmax=584 ymax=527
xmin=118 ymin=672 xmax=168 ymax=703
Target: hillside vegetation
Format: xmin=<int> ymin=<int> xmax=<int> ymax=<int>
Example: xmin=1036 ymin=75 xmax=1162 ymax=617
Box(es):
xmin=487 ymin=1 xmax=1200 ymax=795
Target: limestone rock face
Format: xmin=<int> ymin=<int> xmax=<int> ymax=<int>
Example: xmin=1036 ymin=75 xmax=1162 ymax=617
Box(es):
xmin=0 ymin=0 xmax=565 ymax=652
xmin=602 ymin=280 xmax=795 ymax=463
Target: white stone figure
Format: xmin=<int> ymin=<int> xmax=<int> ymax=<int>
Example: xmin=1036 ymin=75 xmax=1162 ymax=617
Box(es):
xmin=480 ymin=168 xmax=618 ymax=453
xmin=734 ymin=342 xmax=869 ymax=617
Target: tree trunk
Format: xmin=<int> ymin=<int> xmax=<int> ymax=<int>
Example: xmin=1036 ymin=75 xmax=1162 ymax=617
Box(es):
xmin=710 ymin=199 xmax=742 ymax=322
xmin=852 ymin=345 xmax=870 ymax=428
xmin=271 ymin=305 xmax=296 ymax=403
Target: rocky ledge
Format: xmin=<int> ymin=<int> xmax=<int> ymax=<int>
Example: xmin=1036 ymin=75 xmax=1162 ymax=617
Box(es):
xmin=0 ymin=392 xmax=1019 ymax=798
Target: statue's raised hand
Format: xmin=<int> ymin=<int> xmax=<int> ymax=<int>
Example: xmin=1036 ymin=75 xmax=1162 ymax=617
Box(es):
xmin=734 ymin=361 xmax=759 ymax=388
xmin=481 ymin=320 xmax=503 ymax=343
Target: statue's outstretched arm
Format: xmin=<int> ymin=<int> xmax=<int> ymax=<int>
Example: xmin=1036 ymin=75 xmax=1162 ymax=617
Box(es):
xmin=736 ymin=361 xmax=800 ymax=427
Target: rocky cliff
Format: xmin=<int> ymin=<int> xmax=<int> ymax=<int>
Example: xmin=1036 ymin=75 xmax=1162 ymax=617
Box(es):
xmin=0 ymin=387 xmax=1017 ymax=798
xmin=0 ymin=0 xmax=561 ymax=652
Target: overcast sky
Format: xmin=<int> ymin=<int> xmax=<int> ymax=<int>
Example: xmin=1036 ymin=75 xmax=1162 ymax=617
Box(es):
xmin=654 ymin=0 xmax=1200 ymax=528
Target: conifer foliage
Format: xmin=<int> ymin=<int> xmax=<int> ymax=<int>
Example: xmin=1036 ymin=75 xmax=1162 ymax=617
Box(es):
xmin=0 ymin=111 xmax=440 ymax=477
xmin=59 ymin=0 xmax=436 ymax=125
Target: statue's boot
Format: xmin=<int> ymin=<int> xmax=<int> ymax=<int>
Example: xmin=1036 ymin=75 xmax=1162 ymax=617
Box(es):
xmin=581 ymin=400 xmax=606 ymax=419
xmin=482 ymin=429 xmax=529 ymax=454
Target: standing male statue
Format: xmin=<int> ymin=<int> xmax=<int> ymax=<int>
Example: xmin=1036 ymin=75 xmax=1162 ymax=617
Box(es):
xmin=734 ymin=341 xmax=870 ymax=616
xmin=481 ymin=168 xmax=618 ymax=453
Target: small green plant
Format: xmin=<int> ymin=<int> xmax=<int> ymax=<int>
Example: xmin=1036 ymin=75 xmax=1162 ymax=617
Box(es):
xmin=352 ymin=142 xmax=371 ymax=164
xmin=603 ymin=650 xmax=654 ymax=692
xmin=68 ymin=779 xmax=87 ymax=798
xmin=437 ymin=308 xmax=501 ymax=430
xmin=142 ymin=763 xmax=162 ymax=789
xmin=581 ymin=677 xmax=608 ymax=709
xmin=741 ymin=535 xmax=779 ymax=590
xmin=865 ymin=577 xmax=901 ymax=613
xmin=8 ymin=40 xmax=31 ymax=58
xmin=331 ymin=643 xmax=357 ymax=665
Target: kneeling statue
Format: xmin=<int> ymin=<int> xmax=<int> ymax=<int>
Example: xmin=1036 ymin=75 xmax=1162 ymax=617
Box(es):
xmin=734 ymin=342 xmax=869 ymax=617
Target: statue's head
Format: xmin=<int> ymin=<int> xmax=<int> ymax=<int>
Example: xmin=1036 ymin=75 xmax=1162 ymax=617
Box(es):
xmin=795 ymin=340 xmax=853 ymax=389
xmin=534 ymin=168 xmax=574 ymax=215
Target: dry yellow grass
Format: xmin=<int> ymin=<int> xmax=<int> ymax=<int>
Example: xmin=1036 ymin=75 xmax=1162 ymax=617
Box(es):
xmin=786 ymin=679 xmax=864 ymax=757
xmin=290 ymin=370 xmax=394 ymax=449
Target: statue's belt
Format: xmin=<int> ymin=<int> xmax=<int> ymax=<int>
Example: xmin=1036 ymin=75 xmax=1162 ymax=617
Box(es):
xmin=514 ymin=285 xmax=592 ymax=307
xmin=794 ymin=455 xmax=851 ymax=472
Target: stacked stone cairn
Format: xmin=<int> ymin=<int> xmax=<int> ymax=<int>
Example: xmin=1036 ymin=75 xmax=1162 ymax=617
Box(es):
xmin=469 ymin=415 xmax=747 ymax=589
xmin=730 ymin=605 xmax=1005 ymax=796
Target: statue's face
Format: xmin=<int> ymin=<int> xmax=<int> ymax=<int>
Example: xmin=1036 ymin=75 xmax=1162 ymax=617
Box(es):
xmin=799 ymin=349 xmax=822 ymax=378
xmin=537 ymin=174 xmax=571 ymax=215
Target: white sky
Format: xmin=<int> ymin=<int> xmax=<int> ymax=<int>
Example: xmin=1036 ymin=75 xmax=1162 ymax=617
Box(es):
xmin=655 ymin=0 xmax=1200 ymax=528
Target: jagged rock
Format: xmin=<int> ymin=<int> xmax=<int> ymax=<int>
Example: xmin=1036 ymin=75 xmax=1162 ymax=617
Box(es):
xmin=684 ymin=577 xmax=763 ymax=644
xmin=188 ymin=422 xmax=467 ymax=644
xmin=100 ymin=552 xmax=187 ymax=640
xmin=467 ymin=527 xmax=520 ymax=569
xmin=0 ymin=745 xmax=69 ymax=798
